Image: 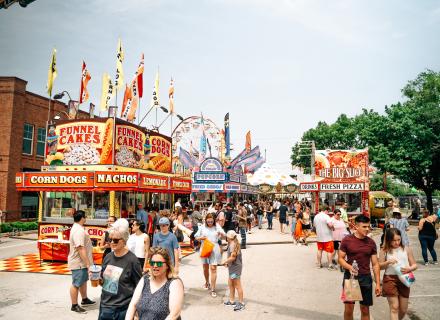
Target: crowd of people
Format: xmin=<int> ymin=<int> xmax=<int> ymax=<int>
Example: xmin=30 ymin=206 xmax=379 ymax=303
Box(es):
xmin=66 ymin=197 xmax=439 ymax=320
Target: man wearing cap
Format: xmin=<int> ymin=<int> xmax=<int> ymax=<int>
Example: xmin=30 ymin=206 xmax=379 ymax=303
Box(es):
xmin=136 ymin=204 xmax=148 ymax=229
xmin=152 ymin=217 xmax=180 ymax=274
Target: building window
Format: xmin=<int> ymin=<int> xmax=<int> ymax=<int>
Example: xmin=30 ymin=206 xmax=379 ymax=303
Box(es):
xmin=36 ymin=127 xmax=46 ymax=156
xmin=22 ymin=123 xmax=34 ymax=155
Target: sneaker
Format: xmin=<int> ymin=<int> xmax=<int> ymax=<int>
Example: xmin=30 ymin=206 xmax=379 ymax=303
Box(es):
xmin=316 ymin=264 xmax=322 ymax=269
xmin=71 ymin=305 xmax=87 ymax=314
xmin=432 ymin=261 xmax=439 ymax=265
xmin=203 ymin=283 xmax=211 ymax=290
xmin=234 ymin=302 xmax=245 ymax=311
xmin=224 ymin=301 xmax=236 ymax=307
xmin=81 ymin=298 xmax=96 ymax=306
xmin=211 ymin=290 xmax=217 ymax=298
xmin=424 ymin=262 xmax=429 ymax=266
xmin=328 ymin=265 xmax=336 ymax=271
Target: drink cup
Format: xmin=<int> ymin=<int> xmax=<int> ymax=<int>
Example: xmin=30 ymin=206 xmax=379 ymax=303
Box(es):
xmin=89 ymin=265 xmax=101 ymax=287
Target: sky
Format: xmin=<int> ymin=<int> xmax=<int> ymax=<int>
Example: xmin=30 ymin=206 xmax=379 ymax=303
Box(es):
xmin=1 ymin=0 xmax=440 ymax=173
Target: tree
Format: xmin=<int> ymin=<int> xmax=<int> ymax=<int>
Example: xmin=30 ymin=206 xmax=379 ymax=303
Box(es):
xmin=291 ymin=70 xmax=440 ymax=212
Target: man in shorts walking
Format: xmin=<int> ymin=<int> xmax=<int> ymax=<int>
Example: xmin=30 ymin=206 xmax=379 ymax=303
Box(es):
xmin=338 ymin=215 xmax=381 ymax=320
xmin=68 ymin=210 xmax=95 ymax=313
xmin=313 ymin=206 xmax=335 ymax=270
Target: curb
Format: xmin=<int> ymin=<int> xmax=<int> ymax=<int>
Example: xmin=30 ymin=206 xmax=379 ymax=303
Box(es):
xmin=0 ymin=230 xmax=38 ymax=239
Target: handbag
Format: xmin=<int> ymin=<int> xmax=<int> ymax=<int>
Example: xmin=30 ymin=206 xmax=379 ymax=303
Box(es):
xmin=343 ymin=275 xmax=363 ymax=301
xmin=200 ymin=239 xmax=215 ymax=258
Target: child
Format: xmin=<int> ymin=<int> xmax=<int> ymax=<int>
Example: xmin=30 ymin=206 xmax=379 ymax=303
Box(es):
xmin=222 ymin=230 xmax=244 ymax=311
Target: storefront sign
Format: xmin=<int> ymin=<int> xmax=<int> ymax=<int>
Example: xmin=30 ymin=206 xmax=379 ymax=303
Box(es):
xmin=192 ymin=183 xmax=224 ymax=192
xmin=320 ymin=183 xmax=365 ymax=192
xmin=194 ymin=172 xmax=226 ymax=182
xmin=314 ymin=149 xmax=369 ymax=182
xmin=241 ymin=185 xmax=248 ymax=192
xmin=148 ymin=134 xmax=172 ymax=173
xmin=139 ymin=173 xmax=169 ymax=189
xmin=170 ymin=178 xmax=192 ymax=192
xmin=200 ymin=158 xmax=223 ymax=172
xmin=229 ymin=174 xmax=240 ymax=183
xmin=20 ymin=172 xmax=94 ymax=188
xmin=284 ymin=184 xmax=297 ymax=193
xmin=39 ymin=223 xmax=106 ymax=241
xmin=225 ymin=184 xmax=240 ymax=192
xmin=299 ymin=183 xmax=319 ymax=192
xmin=259 ymin=184 xmax=272 ymax=193
xmin=94 ymin=172 xmax=138 ymax=188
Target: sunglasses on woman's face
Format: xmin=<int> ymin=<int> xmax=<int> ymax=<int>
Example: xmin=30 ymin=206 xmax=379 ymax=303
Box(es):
xmin=150 ymin=260 xmax=165 ymax=267
xmin=109 ymin=238 xmax=122 ymax=244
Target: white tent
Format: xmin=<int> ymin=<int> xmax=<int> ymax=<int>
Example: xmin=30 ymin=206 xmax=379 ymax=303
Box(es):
xmin=247 ymin=163 xmax=298 ymax=186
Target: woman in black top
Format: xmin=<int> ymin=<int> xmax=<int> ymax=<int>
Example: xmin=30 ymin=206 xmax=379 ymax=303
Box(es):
xmin=126 ymin=247 xmax=184 ymax=320
xmin=418 ymin=209 xmax=438 ymax=265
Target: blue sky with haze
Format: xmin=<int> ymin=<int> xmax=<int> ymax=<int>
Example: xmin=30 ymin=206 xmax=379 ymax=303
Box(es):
xmin=1 ymin=0 xmax=440 ymax=173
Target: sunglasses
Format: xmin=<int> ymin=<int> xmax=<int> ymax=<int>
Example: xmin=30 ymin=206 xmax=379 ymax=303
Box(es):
xmin=109 ymin=238 xmax=122 ymax=244
xmin=150 ymin=260 xmax=165 ymax=267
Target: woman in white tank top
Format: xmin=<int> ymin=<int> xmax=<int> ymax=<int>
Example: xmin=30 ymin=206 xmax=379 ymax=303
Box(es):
xmin=379 ymin=228 xmax=417 ymax=320
xmin=128 ymin=220 xmax=150 ymax=271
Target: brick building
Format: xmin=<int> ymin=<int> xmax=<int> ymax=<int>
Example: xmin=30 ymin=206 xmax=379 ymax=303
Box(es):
xmin=0 ymin=77 xmax=90 ymax=221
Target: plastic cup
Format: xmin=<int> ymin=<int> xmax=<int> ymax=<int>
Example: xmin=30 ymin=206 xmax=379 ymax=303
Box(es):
xmin=89 ymin=265 xmax=102 ymax=287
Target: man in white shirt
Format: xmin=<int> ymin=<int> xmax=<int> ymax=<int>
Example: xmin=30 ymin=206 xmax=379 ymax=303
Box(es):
xmin=174 ymin=198 xmax=182 ymax=209
xmin=313 ymin=206 xmax=335 ymax=270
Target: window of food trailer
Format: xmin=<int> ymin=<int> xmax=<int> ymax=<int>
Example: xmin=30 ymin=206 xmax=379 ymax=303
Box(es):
xmin=320 ymin=192 xmax=362 ymax=213
xmin=45 ymin=191 xmax=94 ymax=218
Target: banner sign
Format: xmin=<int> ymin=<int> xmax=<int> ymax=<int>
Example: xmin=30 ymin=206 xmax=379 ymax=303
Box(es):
xmin=170 ymin=178 xmax=192 ymax=192
xmin=20 ymin=172 xmax=94 ymax=188
xmin=225 ymin=184 xmax=240 ymax=192
xmin=299 ymin=182 xmax=365 ymax=192
xmin=315 ymin=149 xmax=369 ymax=184
xmin=39 ymin=223 xmax=106 ymax=241
xmin=44 ymin=119 xmax=172 ymax=174
xmin=194 ymin=172 xmax=227 ymax=182
xmin=299 ymin=183 xmax=319 ymax=192
xmin=94 ymin=172 xmax=138 ymax=188
xmin=139 ymin=173 xmax=169 ymax=190
xmin=192 ymin=183 xmax=224 ymax=192
xmin=200 ymin=158 xmax=223 ymax=172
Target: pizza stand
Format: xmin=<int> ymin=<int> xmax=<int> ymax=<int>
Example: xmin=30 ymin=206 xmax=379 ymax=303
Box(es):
xmin=298 ymin=149 xmax=370 ymax=216
xmin=247 ymin=163 xmax=299 ymax=198
xmin=191 ymin=157 xmax=259 ymax=206
xmin=15 ymin=118 xmax=191 ymax=263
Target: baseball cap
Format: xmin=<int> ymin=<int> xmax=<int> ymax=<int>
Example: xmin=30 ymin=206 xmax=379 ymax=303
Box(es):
xmin=159 ymin=217 xmax=170 ymax=225
xmin=226 ymin=230 xmax=237 ymax=239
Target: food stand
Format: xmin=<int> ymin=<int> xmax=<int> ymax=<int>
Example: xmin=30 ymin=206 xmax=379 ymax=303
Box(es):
xmin=15 ymin=118 xmax=191 ymax=263
xmin=299 ymin=149 xmax=369 ymax=216
xmin=191 ymin=157 xmax=258 ymax=206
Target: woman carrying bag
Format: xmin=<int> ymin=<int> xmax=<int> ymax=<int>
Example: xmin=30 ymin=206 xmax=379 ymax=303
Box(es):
xmin=379 ymin=228 xmax=417 ymax=320
xmin=195 ymin=213 xmax=226 ymax=298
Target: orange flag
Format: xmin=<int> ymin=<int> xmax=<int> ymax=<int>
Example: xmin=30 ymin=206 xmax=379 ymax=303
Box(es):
xmin=79 ymin=61 xmax=91 ymax=103
xmin=120 ymin=84 xmax=132 ymax=119
xmin=245 ymin=131 xmax=251 ymax=153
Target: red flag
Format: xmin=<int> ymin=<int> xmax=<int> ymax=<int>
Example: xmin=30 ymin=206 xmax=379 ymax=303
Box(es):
xmin=136 ymin=53 xmax=144 ymax=98
xmin=79 ymin=61 xmax=91 ymax=104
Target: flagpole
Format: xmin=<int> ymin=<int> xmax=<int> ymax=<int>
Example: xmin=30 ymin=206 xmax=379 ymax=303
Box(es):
xmin=138 ymin=97 xmax=141 ymax=125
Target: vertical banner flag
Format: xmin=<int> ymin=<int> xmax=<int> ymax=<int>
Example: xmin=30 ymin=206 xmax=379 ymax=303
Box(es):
xmin=79 ymin=61 xmax=91 ymax=104
xmin=245 ymin=130 xmax=251 ymax=153
xmin=135 ymin=53 xmax=144 ymax=98
xmin=199 ymin=114 xmax=207 ymax=163
xmin=224 ymin=113 xmax=230 ymax=158
xmin=115 ymin=39 xmax=124 ymax=90
xmin=46 ymin=48 xmax=57 ymax=96
xmin=127 ymin=78 xmax=139 ymax=122
xmin=168 ymin=77 xmax=175 ymax=114
xmin=120 ymin=84 xmax=132 ymax=119
xmin=179 ymin=147 xmax=197 ymax=169
xmin=100 ymin=73 xmax=114 ymax=111
xmin=151 ymin=71 xmax=160 ymax=107
xmin=89 ymin=103 xmax=95 ymax=118
xmin=68 ymin=100 xmax=80 ymax=119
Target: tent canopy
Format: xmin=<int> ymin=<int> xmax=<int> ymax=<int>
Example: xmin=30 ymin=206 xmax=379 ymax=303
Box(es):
xmin=247 ymin=163 xmax=298 ymax=186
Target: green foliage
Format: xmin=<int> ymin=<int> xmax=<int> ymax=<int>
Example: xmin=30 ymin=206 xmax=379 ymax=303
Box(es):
xmin=369 ymin=173 xmax=415 ymax=197
xmin=291 ymin=70 xmax=440 ymax=211
xmin=0 ymin=221 xmax=38 ymax=233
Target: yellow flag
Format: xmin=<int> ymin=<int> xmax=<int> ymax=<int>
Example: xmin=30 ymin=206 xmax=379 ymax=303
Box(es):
xmin=46 ymin=48 xmax=57 ymax=96
xmin=100 ymin=73 xmax=114 ymax=111
xmin=115 ymin=39 xmax=124 ymax=90
xmin=151 ymin=71 xmax=159 ymax=107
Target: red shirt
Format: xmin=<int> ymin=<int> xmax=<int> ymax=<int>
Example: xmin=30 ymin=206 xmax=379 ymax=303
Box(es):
xmin=340 ymin=234 xmax=377 ymax=275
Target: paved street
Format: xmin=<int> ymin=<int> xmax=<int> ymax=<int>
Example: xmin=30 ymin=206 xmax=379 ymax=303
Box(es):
xmin=0 ymin=222 xmax=439 ymax=319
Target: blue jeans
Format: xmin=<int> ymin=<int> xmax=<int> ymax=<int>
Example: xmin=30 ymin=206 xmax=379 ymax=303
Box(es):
xmin=98 ymin=305 xmax=128 ymax=320
xmin=267 ymin=213 xmax=273 ymax=229
xmin=239 ymin=227 xmax=247 ymax=248
xmin=419 ymin=235 xmax=438 ymax=263
xmin=257 ymin=215 xmax=263 ymax=228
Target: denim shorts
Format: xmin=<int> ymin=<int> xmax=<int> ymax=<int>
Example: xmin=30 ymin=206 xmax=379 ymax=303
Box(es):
xmin=72 ymin=268 xmax=89 ymax=288
xmin=230 ymin=273 xmax=241 ymax=279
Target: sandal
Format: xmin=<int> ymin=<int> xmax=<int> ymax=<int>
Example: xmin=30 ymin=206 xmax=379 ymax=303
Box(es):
xmin=211 ymin=290 xmax=217 ymax=298
xmin=203 ymin=283 xmax=211 ymax=290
